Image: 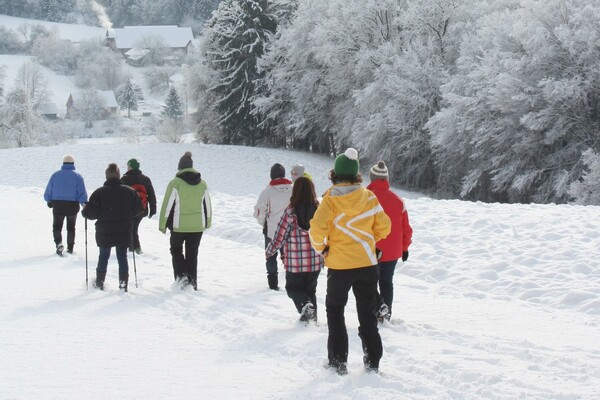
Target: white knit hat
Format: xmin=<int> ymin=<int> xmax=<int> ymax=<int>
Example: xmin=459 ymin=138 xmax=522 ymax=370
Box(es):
xmin=369 ymin=161 xmax=389 ymax=180
xmin=63 ymin=155 xmax=75 ymax=163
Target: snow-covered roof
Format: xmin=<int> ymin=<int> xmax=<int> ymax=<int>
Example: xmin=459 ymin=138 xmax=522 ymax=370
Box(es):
xmin=124 ymin=48 xmax=149 ymax=61
xmin=106 ymin=26 xmax=193 ymax=49
xmin=69 ymin=91 xmax=118 ymax=108
xmin=36 ymin=103 xmax=58 ymax=115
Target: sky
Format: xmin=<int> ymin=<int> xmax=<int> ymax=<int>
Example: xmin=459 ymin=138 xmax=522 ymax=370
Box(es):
xmin=0 ymin=12 xmax=599 ymax=400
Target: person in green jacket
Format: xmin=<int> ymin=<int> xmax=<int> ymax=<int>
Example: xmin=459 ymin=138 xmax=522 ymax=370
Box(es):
xmin=159 ymin=151 xmax=212 ymax=290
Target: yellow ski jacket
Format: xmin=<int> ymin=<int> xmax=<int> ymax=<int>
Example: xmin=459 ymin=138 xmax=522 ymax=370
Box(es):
xmin=309 ymin=183 xmax=391 ymax=270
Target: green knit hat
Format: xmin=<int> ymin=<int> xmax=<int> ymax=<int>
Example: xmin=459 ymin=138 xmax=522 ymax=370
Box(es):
xmin=334 ymin=148 xmax=359 ymax=177
xmin=127 ymin=158 xmax=140 ymax=170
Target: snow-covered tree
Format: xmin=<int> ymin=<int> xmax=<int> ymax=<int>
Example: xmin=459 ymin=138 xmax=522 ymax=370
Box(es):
xmin=203 ymin=0 xmax=277 ymax=145
xmin=116 ymin=79 xmax=143 ymax=118
xmin=428 ymin=0 xmax=600 ymax=203
xmin=162 ymin=87 xmax=183 ymax=120
xmin=568 ymin=149 xmax=600 ymax=205
xmin=72 ymin=88 xmax=103 ymax=129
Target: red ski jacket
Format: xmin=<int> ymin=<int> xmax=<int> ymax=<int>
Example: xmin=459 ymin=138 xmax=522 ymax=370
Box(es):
xmin=366 ymin=180 xmax=412 ymax=262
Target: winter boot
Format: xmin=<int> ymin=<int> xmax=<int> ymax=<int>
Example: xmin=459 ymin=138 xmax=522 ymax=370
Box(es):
xmin=94 ymin=271 xmax=106 ymax=290
xmin=190 ymin=278 xmax=197 ymax=291
xmin=299 ymin=302 xmax=316 ymax=325
xmin=376 ymin=303 xmax=390 ymax=324
xmin=56 ymin=243 xmax=64 ymax=256
xmin=267 ymin=273 xmax=279 ymax=291
xmin=327 ymin=361 xmax=348 ymax=376
xmin=119 ymin=274 xmax=129 ymax=292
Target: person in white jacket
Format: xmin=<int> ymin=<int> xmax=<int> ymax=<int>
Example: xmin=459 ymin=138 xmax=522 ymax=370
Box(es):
xmin=254 ymin=163 xmax=293 ymax=290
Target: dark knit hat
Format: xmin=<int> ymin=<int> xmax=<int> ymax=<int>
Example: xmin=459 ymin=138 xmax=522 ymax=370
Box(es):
xmin=270 ymin=163 xmax=285 ymax=180
xmin=105 ymin=163 xmax=120 ymax=180
xmin=334 ymin=148 xmax=359 ymax=177
xmin=178 ymin=151 xmax=193 ymax=170
xmin=127 ymin=158 xmax=140 ymax=170
xmin=369 ymin=161 xmax=389 ymax=181
xmin=63 ymin=155 xmax=75 ymax=164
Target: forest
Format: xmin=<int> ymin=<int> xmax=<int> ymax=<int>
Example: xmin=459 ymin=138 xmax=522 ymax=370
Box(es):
xmin=1 ymin=0 xmax=599 ymax=205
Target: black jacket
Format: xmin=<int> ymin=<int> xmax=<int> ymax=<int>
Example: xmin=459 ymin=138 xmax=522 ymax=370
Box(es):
xmin=82 ymin=178 xmax=143 ymax=248
xmin=121 ymin=169 xmax=157 ymax=217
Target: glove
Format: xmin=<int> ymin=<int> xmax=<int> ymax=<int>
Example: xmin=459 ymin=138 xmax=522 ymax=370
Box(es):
xmin=402 ymin=251 xmax=409 ymax=262
xmin=375 ymin=248 xmax=382 ymax=260
xmin=322 ymin=245 xmax=330 ymax=257
xmin=47 ymin=202 xmax=53 ymax=208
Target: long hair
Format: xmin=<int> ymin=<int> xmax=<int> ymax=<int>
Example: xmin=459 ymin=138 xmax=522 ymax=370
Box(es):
xmin=290 ymin=177 xmax=319 ymax=208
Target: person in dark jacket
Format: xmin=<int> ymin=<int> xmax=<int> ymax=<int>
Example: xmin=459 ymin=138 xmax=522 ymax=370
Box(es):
xmin=121 ymin=158 xmax=157 ymax=255
xmin=44 ymin=155 xmax=88 ymax=255
xmin=82 ymin=163 xmax=143 ymax=292
xmin=158 ymin=152 xmax=212 ymax=291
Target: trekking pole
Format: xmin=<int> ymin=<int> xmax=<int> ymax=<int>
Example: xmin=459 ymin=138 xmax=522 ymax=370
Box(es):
xmin=132 ymin=248 xmax=138 ymax=288
xmin=85 ymin=218 xmax=88 ymax=290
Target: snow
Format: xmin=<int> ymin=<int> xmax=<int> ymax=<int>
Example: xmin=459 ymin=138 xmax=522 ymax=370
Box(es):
xmin=0 ymin=141 xmax=599 ymax=399
xmin=0 ymin=14 xmax=106 ymax=42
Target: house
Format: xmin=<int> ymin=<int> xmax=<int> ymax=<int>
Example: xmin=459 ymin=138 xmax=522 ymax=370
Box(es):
xmin=66 ymin=91 xmax=118 ymax=119
xmin=36 ymin=103 xmax=58 ymax=120
xmin=104 ymin=26 xmax=194 ymax=64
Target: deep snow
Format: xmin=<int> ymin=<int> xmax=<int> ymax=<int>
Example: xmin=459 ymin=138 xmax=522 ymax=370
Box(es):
xmin=1 ymin=141 xmax=599 ymax=400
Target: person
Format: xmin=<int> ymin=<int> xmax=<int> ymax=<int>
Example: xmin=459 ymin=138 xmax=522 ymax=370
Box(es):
xmin=254 ymin=163 xmax=293 ymax=290
xmin=291 ymin=164 xmax=312 ymax=182
xmin=367 ymin=161 xmax=413 ymax=323
xmin=82 ymin=163 xmax=143 ymax=292
xmin=158 ymin=152 xmax=212 ymax=291
xmin=44 ymin=155 xmax=88 ymax=256
xmin=265 ymin=177 xmax=324 ymax=324
xmin=309 ymin=148 xmax=391 ymax=375
xmin=121 ymin=158 xmax=157 ymax=255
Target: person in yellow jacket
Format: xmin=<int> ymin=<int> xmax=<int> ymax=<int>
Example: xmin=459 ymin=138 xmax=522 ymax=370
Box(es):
xmin=309 ymin=148 xmax=391 ymax=375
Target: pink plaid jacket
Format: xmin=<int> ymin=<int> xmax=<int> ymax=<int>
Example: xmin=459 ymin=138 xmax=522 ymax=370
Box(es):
xmin=265 ymin=206 xmax=324 ymax=273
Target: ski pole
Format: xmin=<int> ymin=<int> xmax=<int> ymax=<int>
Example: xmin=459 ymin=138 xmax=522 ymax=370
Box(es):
xmin=85 ymin=218 xmax=88 ymax=290
xmin=132 ymin=248 xmax=138 ymax=288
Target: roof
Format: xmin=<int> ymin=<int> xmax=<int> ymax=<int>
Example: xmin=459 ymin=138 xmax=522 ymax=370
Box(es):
xmin=69 ymin=91 xmax=118 ymax=108
xmin=106 ymin=26 xmax=193 ymax=49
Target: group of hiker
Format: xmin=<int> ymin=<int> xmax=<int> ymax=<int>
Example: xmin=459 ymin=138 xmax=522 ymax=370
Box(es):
xmin=254 ymin=148 xmax=412 ymax=375
xmin=43 ymin=152 xmax=211 ymax=292
xmin=44 ymin=147 xmax=412 ymax=375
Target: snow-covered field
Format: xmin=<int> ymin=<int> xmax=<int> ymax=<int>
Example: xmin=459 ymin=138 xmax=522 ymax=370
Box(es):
xmin=1 ymin=141 xmax=599 ymax=399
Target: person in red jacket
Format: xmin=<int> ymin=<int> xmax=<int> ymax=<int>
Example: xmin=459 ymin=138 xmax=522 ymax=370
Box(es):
xmin=367 ymin=161 xmax=413 ymax=322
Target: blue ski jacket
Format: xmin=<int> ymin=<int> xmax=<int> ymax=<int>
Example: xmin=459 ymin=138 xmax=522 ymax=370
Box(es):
xmin=44 ymin=163 xmax=88 ymax=204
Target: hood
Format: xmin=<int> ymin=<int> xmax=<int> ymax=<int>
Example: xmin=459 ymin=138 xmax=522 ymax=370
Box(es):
xmin=367 ymin=179 xmax=389 ymax=191
xmin=269 ymin=178 xmax=292 ymax=192
xmin=176 ymin=168 xmax=202 ymax=185
xmin=328 ymin=184 xmax=373 ymax=217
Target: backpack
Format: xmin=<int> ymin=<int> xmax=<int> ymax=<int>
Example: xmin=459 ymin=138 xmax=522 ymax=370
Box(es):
xmin=130 ymin=183 xmax=148 ymax=211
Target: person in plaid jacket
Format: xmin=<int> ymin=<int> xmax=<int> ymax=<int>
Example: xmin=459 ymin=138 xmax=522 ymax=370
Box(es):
xmin=265 ymin=177 xmax=324 ymax=324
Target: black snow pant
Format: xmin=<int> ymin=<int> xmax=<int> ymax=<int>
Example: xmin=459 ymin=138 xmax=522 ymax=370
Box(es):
xmin=170 ymin=232 xmax=203 ymax=283
xmin=285 ymin=270 xmax=321 ymax=314
xmin=326 ymin=265 xmax=382 ymax=369
xmin=131 ymin=214 xmax=144 ymax=250
xmin=53 ymin=213 xmax=77 ymax=251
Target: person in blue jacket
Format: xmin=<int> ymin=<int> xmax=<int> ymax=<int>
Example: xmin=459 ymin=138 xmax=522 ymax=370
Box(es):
xmin=44 ymin=155 xmax=88 ymax=255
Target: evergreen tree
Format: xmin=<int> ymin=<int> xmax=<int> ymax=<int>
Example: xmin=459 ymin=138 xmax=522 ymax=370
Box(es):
xmin=116 ymin=79 xmax=143 ymax=118
xmin=162 ymin=87 xmax=183 ymax=120
xmin=203 ymin=0 xmax=277 ymax=145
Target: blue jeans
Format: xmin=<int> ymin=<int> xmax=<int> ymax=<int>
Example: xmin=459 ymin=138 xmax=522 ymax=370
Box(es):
xmin=377 ymin=259 xmax=398 ymax=311
xmin=96 ymin=246 xmax=129 ymax=277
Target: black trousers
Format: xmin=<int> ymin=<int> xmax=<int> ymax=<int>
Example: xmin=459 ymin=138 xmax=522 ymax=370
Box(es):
xmin=285 ymin=270 xmax=320 ymax=313
xmin=170 ymin=232 xmax=203 ymax=282
xmin=326 ymin=265 xmax=382 ymax=368
xmin=52 ymin=213 xmax=77 ymax=250
xmin=131 ymin=215 xmax=143 ymax=249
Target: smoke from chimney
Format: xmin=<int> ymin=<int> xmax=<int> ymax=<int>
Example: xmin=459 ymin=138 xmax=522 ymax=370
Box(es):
xmin=90 ymin=0 xmax=113 ymax=30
